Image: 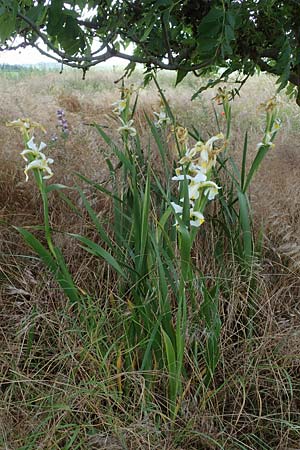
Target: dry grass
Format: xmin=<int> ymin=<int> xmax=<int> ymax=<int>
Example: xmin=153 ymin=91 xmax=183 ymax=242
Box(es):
xmin=1 ymin=68 xmax=300 ymax=449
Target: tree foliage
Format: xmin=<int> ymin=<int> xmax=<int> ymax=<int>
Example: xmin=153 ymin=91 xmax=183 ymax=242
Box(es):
xmin=1 ymin=0 xmax=300 ymax=101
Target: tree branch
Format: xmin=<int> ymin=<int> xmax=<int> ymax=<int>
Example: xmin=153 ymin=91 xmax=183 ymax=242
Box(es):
xmin=15 ymin=11 xmax=214 ymax=73
xmin=256 ymin=57 xmax=300 ymax=86
xmin=0 ymin=41 xmax=27 ymax=52
xmin=161 ymin=15 xmax=173 ymax=64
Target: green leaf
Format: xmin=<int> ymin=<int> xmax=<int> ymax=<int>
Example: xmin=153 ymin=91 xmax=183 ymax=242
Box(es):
xmin=76 ymin=185 xmax=113 ymax=250
xmin=140 ymin=318 xmax=161 ymax=371
xmin=237 ymin=190 xmax=252 ymax=263
xmin=46 ymin=183 xmax=71 ymax=193
xmin=243 ymin=143 xmax=271 ymax=193
xmin=162 ymin=328 xmax=176 ymax=372
xmin=52 ymin=246 xmax=80 ymax=303
xmin=198 ymin=6 xmax=223 ymax=31
xmin=16 ymin=227 xmax=57 ymax=273
xmin=225 ymin=23 xmax=235 ymax=42
xmin=16 ymin=227 xmax=80 ymax=303
xmin=47 ymin=0 xmax=64 ymax=36
xmin=162 ymin=328 xmax=177 ymax=412
xmin=145 ymin=113 xmax=168 ymax=172
xmin=152 ymin=77 xmax=175 ymax=123
xmin=70 ymin=233 xmax=126 ymax=278
xmin=197 ymin=5 xmax=223 ymax=57
xmin=58 ymin=15 xmax=84 ymax=54
xmin=0 ymin=12 xmax=16 ymax=42
xmin=241 ymin=132 xmax=248 ymax=191
xmin=139 ymin=172 xmax=151 ymax=272
xmin=25 ymin=4 xmax=47 ymax=26
xmin=274 ymin=38 xmax=292 ymax=91
xmin=191 ymin=73 xmax=232 ymax=100
xmin=75 ymin=172 xmax=122 ymax=203
xmin=175 ymin=68 xmax=188 ymax=86
xmin=92 ymin=123 xmax=113 ymax=145
xmin=201 ymin=282 xmax=221 ymax=384
xmin=226 ymin=10 xmax=236 ymax=29
xmin=140 ymin=17 xmax=155 ymax=42
xmin=156 ymin=206 xmax=173 ymax=244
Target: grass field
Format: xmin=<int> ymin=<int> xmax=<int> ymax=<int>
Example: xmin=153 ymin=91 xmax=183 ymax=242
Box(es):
xmin=1 ymin=68 xmax=300 ymax=449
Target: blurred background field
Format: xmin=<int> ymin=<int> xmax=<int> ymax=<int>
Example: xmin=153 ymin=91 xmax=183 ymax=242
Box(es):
xmin=1 ymin=67 xmax=300 ymax=449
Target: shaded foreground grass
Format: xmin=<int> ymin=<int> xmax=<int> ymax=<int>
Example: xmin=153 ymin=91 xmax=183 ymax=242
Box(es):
xmin=1 ymin=69 xmax=300 ymax=449
xmin=2 ymin=226 xmax=300 ymax=449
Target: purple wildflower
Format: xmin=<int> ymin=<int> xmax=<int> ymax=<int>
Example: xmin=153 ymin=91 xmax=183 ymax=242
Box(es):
xmin=57 ymin=109 xmax=69 ymax=135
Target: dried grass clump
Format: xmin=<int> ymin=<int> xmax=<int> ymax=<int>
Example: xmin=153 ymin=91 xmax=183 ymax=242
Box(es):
xmin=251 ymin=144 xmax=300 ymax=270
xmin=58 ymin=92 xmax=82 ymax=112
xmin=1 ymin=69 xmax=300 ymax=449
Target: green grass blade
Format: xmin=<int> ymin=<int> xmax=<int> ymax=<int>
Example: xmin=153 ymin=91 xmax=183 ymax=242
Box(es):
xmin=140 ymin=318 xmax=162 ymax=371
xmin=162 ymin=328 xmax=177 ymax=415
xmin=241 ymin=131 xmax=248 ymax=190
xmin=77 ymin=185 xmax=113 ymax=249
xmin=153 ymin=76 xmax=175 ymax=123
xmin=76 ymin=172 xmax=123 ymax=203
xmin=16 ymin=227 xmax=80 ymax=303
xmin=52 ymin=246 xmax=80 ymax=303
xmin=201 ymin=283 xmax=221 ymax=385
xmin=243 ymin=143 xmax=271 ymax=193
xmin=92 ymin=123 xmax=114 ymax=145
xmin=145 ymin=113 xmax=168 ymax=172
xmin=45 ymin=183 xmax=71 ymax=193
xmin=237 ymin=190 xmax=253 ymax=264
xmin=70 ymin=233 xmax=126 ymax=278
xmin=16 ymin=227 xmax=57 ymax=272
xmin=139 ymin=171 xmax=151 ymax=273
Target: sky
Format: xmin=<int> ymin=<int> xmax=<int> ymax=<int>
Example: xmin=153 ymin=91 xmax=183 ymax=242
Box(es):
xmin=0 ymin=42 xmax=128 ymax=67
xmin=0 ymin=46 xmax=52 ymax=65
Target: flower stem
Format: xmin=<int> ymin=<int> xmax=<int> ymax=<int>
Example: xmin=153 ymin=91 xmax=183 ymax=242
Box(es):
xmin=40 ymin=181 xmax=56 ymax=258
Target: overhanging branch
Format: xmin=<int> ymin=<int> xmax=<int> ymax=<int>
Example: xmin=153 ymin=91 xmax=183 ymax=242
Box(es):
xmin=15 ymin=11 xmax=214 ymax=73
xmin=256 ymin=57 xmax=300 ymax=86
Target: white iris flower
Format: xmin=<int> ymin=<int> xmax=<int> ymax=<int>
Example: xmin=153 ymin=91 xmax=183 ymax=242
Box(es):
xmin=171 ymin=202 xmax=183 ymax=214
xmin=178 ymin=147 xmax=198 ymax=165
xmin=172 ymin=174 xmax=193 ymax=181
xmin=112 ymin=99 xmax=127 ymax=115
xmin=190 ymin=210 xmax=205 ymax=227
xmin=171 ymin=202 xmax=205 ymax=228
xmin=20 ymin=136 xmax=47 ymax=161
xmin=190 ymin=171 xmax=207 ymax=183
xmin=171 ymin=131 xmax=223 ymax=231
xmin=24 ymin=156 xmax=54 ymax=181
xmin=188 ymin=181 xmax=202 ymax=201
xmin=6 ymin=118 xmax=46 ymax=134
xmin=153 ymin=110 xmax=171 ymax=128
xmin=202 ymin=181 xmax=221 ymax=200
xmin=117 ymin=119 xmax=137 ymax=136
xmin=179 ymin=133 xmax=224 ymax=166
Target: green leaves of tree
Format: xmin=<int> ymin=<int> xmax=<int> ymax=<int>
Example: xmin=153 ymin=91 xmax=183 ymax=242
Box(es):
xmin=0 ymin=0 xmax=18 ymax=43
xmin=196 ymin=5 xmax=237 ymax=64
xmin=0 ymin=11 xmax=16 ymax=42
xmin=197 ymin=5 xmax=224 ymax=58
xmin=47 ymin=0 xmax=64 ymax=36
xmin=275 ymin=38 xmax=292 ymax=90
xmin=47 ymin=0 xmax=85 ymax=54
